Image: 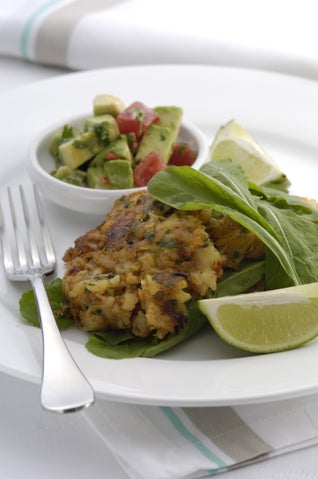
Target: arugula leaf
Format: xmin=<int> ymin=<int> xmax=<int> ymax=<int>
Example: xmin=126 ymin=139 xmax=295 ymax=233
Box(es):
xmin=261 ymin=205 xmax=318 ymax=288
xmin=260 ymin=178 xmax=291 ymax=193
xmin=215 ymin=261 xmax=265 ymax=297
xmin=86 ymin=332 xmax=151 ymax=359
xmin=148 ymin=161 xmax=318 ymax=288
xmin=251 ymin=183 xmax=318 ymax=222
xmin=201 ymin=159 xmax=256 ymax=207
xmin=19 ymin=278 xmax=73 ymax=330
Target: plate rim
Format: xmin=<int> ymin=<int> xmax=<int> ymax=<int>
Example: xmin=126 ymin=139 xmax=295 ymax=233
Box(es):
xmin=1 ymin=63 xmax=318 ymax=406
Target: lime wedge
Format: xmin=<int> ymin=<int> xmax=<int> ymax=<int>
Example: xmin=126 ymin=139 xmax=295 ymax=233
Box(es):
xmin=209 ymin=119 xmax=286 ymax=185
xmin=198 ymin=283 xmax=318 ymax=353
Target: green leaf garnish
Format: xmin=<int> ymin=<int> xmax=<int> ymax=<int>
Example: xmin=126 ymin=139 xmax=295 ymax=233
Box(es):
xmin=19 ymin=278 xmax=73 ymax=330
xmin=215 ymin=260 xmax=265 ymax=297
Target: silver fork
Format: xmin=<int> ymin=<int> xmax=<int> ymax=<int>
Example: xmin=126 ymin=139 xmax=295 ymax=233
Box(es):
xmin=0 ymin=185 xmax=95 ymax=413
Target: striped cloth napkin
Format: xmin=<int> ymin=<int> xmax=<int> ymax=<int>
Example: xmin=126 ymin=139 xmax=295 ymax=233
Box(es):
xmin=84 ymin=395 xmax=318 ymax=478
xmin=1 ymin=0 xmax=318 ymax=80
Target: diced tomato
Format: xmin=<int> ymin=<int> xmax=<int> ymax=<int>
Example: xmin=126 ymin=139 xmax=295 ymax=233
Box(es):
xmin=117 ymin=101 xmax=159 ymax=139
xmin=106 ymin=152 xmax=119 ymax=160
xmin=168 ymin=142 xmax=197 ymax=166
xmin=101 ymin=176 xmax=110 ymax=185
xmin=133 ymin=152 xmax=167 ymax=187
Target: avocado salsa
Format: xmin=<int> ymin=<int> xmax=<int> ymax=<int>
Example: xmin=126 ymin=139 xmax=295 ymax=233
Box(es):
xmin=49 ymin=94 xmax=198 ymax=189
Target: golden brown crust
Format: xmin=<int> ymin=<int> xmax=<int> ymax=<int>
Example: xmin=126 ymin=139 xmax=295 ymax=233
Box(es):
xmin=62 ymin=191 xmax=265 ymax=339
xmin=198 ymin=210 xmax=265 ymax=269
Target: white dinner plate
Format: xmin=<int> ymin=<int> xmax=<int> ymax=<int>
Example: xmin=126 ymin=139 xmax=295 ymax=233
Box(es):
xmin=1 ymin=64 xmax=318 ymax=407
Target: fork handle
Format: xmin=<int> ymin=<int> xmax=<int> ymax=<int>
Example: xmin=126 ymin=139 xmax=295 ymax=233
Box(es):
xmin=31 ymin=276 xmax=95 ymax=413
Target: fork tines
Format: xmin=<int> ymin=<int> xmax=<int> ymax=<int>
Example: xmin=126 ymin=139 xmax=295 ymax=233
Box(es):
xmin=0 ymin=185 xmax=56 ymax=280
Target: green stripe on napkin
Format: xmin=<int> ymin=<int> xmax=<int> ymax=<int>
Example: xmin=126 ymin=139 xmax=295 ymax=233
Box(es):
xmin=20 ymin=0 xmax=118 ymax=66
xmin=160 ymin=407 xmax=228 ymax=470
xmin=20 ymin=0 xmax=64 ymax=60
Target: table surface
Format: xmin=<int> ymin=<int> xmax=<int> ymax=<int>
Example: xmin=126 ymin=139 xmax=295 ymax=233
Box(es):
xmin=2 ymin=56 xmax=318 ymax=479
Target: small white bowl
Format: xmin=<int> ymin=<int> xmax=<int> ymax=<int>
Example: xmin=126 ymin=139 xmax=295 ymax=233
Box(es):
xmin=28 ymin=114 xmax=209 ymax=215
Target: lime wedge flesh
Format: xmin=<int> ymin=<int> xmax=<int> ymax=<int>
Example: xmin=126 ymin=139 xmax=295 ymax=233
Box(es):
xmin=198 ymin=283 xmax=318 ymax=353
xmin=209 ymin=119 xmax=286 ymax=185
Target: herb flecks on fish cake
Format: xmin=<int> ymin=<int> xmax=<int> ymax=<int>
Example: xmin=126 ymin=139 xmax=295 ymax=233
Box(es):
xmin=62 ymin=191 xmax=264 ymax=340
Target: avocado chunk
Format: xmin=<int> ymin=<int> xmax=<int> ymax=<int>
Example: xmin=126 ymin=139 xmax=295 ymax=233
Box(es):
xmin=87 ymin=165 xmax=108 ymax=189
xmin=49 ymin=132 xmax=63 ymax=158
xmin=59 ymin=116 xmax=120 ymax=169
xmin=103 ymin=160 xmax=134 ymax=188
xmin=58 ymin=131 xmax=104 ymax=169
xmin=84 ymin=114 xmax=120 ymax=142
xmin=93 ymin=94 xmax=125 ymax=116
xmin=91 ymin=136 xmax=133 ymax=166
xmin=87 ymin=160 xmax=133 ymax=189
xmin=51 ymin=165 xmax=87 ymax=187
xmin=49 ymin=125 xmax=75 ymax=159
xmin=153 ymin=106 xmax=183 ymax=144
xmin=135 ymin=124 xmax=173 ymax=164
